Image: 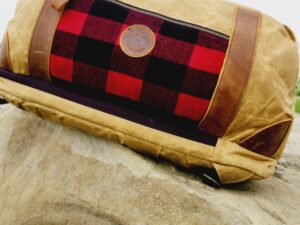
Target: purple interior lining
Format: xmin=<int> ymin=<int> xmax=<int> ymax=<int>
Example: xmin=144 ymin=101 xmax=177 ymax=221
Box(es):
xmin=0 ymin=69 xmax=217 ymax=146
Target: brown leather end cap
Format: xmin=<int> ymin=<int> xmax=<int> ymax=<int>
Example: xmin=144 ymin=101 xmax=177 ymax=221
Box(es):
xmin=239 ymin=120 xmax=292 ymax=157
xmin=51 ymin=0 xmax=70 ymax=12
xmin=198 ymin=7 xmax=261 ymax=138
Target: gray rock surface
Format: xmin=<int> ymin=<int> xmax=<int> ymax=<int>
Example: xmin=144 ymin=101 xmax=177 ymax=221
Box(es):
xmin=0 ymin=104 xmax=299 ymax=225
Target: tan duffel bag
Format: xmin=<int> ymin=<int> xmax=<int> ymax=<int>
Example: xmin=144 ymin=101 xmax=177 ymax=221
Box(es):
xmin=0 ymin=0 xmax=298 ymax=184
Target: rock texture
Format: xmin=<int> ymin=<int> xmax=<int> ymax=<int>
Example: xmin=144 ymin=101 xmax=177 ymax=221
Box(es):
xmin=0 ymin=104 xmax=299 ymax=225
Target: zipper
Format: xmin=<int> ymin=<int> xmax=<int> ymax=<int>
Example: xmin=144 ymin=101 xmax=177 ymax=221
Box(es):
xmin=105 ymin=0 xmax=229 ymax=40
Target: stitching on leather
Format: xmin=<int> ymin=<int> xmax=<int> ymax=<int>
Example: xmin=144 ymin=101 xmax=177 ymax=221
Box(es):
xmin=198 ymin=6 xmax=239 ymax=131
xmin=199 ymin=8 xmax=260 ymax=138
xmin=224 ymin=11 xmax=261 ymax=132
xmin=29 ymin=0 xmax=63 ymax=81
xmin=29 ymin=0 xmax=48 ymax=76
xmin=198 ymin=6 xmax=239 ymax=134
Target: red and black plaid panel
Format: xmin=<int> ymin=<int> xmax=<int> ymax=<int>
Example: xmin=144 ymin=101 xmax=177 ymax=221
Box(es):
xmin=50 ymin=0 xmax=229 ymax=123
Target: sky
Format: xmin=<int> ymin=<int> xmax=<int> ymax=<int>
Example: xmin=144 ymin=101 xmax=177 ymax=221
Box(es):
xmin=0 ymin=0 xmax=299 ymax=56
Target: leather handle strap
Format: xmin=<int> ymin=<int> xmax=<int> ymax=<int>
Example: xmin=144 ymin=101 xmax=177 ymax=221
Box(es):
xmin=198 ymin=7 xmax=261 ymax=137
xmin=29 ymin=0 xmax=65 ymax=81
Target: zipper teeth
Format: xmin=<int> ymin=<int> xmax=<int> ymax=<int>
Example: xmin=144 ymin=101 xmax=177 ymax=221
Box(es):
xmin=105 ymin=0 xmax=229 ymax=40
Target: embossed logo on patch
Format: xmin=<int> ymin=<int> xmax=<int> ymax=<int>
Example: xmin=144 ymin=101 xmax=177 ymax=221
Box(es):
xmin=120 ymin=25 xmax=156 ymax=58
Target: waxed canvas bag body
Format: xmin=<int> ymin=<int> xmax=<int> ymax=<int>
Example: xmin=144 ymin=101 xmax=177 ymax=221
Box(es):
xmin=0 ymin=0 xmax=298 ymax=184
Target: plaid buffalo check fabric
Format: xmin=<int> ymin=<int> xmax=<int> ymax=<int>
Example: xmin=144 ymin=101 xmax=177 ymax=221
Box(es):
xmin=50 ymin=0 xmax=229 ymax=125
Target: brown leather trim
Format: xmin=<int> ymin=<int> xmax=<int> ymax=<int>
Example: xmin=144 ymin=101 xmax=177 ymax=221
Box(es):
xmin=239 ymin=120 xmax=292 ymax=157
xmin=51 ymin=0 xmax=70 ymax=11
xmin=29 ymin=0 xmax=65 ymax=81
xmin=0 ymin=32 xmax=12 ymax=71
xmin=198 ymin=7 xmax=260 ymax=137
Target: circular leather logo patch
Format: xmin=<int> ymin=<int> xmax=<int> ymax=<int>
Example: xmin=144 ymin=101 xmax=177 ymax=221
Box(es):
xmin=120 ymin=25 xmax=156 ymax=58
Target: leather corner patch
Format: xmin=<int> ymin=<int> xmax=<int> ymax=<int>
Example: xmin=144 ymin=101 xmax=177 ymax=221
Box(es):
xmin=239 ymin=120 xmax=292 ymax=157
xmin=120 ymin=24 xmax=156 ymax=58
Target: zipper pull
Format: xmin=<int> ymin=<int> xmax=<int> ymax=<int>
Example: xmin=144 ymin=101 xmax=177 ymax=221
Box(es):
xmin=51 ymin=0 xmax=70 ymax=12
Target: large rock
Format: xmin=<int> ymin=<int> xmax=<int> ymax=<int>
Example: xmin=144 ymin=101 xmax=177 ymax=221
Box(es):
xmin=0 ymin=104 xmax=299 ymax=225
